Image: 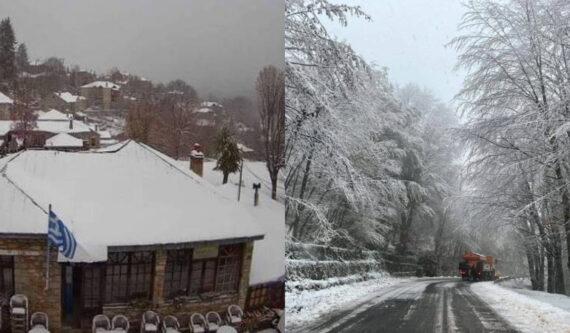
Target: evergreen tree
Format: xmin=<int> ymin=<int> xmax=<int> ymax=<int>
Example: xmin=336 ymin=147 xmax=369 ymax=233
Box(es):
xmin=0 ymin=18 xmax=17 ymax=84
xmin=214 ymin=126 xmax=241 ymax=184
xmin=15 ymin=43 xmax=29 ymax=72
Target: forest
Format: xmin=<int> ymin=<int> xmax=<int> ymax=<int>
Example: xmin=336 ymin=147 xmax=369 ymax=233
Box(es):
xmin=285 ymin=0 xmax=570 ymax=295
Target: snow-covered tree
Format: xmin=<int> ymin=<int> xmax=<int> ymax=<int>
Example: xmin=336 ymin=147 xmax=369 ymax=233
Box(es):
xmin=214 ymin=126 xmax=241 ymax=184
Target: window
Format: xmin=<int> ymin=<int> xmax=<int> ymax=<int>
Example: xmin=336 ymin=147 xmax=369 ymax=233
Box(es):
xmin=164 ymin=249 xmax=191 ymax=298
xmin=216 ymin=244 xmax=242 ymax=292
xmin=164 ymin=244 xmax=243 ymax=299
xmin=82 ymin=265 xmax=103 ymax=309
xmin=0 ymin=256 xmax=14 ymax=299
xmin=105 ymin=251 xmax=154 ymax=304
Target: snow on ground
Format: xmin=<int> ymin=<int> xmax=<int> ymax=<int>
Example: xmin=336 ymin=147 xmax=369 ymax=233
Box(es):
xmin=471 ymin=282 xmax=570 ymax=333
xmin=286 ymin=273 xmax=415 ymax=331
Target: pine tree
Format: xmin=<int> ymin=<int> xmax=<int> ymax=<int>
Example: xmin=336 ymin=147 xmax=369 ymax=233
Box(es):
xmin=214 ymin=126 xmax=241 ymax=184
xmin=0 ymin=18 xmax=17 ymax=84
xmin=15 ymin=43 xmax=29 ymax=72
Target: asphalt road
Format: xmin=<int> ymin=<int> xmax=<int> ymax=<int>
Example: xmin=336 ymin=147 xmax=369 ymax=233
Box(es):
xmin=308 ymin=279 xmax=518 ymax=333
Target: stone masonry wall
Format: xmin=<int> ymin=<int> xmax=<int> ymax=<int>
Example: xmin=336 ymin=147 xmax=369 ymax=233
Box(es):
xmin=103 ymin=241 xmax=254 ymax=331
xmin=0 ymin=237 xmax=61 ymax=332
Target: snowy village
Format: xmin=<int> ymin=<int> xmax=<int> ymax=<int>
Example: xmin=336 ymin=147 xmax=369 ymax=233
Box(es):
xmin=0 ymin=2 xmax=284 ymax=332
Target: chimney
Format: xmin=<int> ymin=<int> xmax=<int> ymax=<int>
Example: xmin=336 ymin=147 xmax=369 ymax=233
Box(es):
xmin=253 ymin=183 xmax=261 ymax=206
xmin=69 ymin=119 xmax=73 ymax=130
xmin=190 ymin=143 xmax=204 ymax=177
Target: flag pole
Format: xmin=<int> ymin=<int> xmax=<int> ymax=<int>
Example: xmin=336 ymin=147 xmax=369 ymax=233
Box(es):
xmin=45 ymin=204 xmax=51 ymax=291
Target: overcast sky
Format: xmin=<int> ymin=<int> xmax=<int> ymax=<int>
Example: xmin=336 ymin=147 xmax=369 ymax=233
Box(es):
xmin=326 ymin=0 xmax=466 ymax=104
xmin=0 ymin=0 xmax=283 ymax=99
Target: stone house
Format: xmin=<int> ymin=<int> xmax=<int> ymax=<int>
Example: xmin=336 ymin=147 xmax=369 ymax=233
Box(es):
xmin=0 ymin=91 xmax=13 ymax=120
xmin=0 ymin=109 xmax=100 ymax=153
xmin=0 ymin=141 xmax=265 ymax=332
xmin=80 ymin=81 xmax=121 ymax=111
xmin=42 ymin=92 xmax=86 ymax=113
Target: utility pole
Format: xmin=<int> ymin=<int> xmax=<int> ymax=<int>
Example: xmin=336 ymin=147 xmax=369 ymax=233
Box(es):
xmin=237 ymin=158 xmax=244 ymax=201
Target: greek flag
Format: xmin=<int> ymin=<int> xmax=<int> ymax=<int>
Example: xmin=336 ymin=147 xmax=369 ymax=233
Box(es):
xmin=48 ymin=210 xmax=77 ymax=259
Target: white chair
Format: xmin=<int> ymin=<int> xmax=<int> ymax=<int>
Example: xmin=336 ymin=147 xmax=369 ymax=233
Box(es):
xmin=141 ymin=310 xmax=160 ymax=332
xmin=190 ymin=313 xmax=206 ymax=333
xmin=226 ymin=305 xmax=243 ymax=325
xmin=92 ymin=314 xmax=110 ymax=333
xmin=162 ymin=315 xmax=180 ymax=333
xmin=112 ymin=314 xmax=129 ymax=331
xmin=10 ymin=294 xmax=29 ymax=332
xmin=205 ymin=312 xmax=221 ymax=332
xmin=29 ymin=312 xmax=49 ymax=333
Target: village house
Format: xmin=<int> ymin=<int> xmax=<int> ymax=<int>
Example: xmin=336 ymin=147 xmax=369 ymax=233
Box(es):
xmin=80 ymin=81 xmax=121 ymax=111
xmin=0 ymin=141 xmax=270 ymax=332
xmin=41 ymin=92 xmax=86 ymax=113
xmin=0 ymin=91 xmax=14 ymax=120
xmin=0 ymin=109 xmax=100 ymax=153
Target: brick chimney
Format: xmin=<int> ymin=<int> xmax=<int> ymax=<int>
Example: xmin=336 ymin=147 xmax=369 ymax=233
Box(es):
xmin=190 ymin=143 xmax=204 ymax=177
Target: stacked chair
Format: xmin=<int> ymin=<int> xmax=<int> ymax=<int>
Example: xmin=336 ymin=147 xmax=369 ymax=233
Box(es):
xmin=9 ymin=294 xmax=28 ymax=333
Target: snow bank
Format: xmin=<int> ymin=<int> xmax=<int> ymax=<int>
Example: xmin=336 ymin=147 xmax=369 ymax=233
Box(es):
xmin=471 ymin=282 xmax=570 ymax=333
xmin=286 ymin=274 xmax=414 ymax=331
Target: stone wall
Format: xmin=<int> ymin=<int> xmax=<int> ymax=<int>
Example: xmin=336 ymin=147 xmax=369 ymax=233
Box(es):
xmin=102 ymin=241 xmax=254 ymax=330
xmin=0 ymin=237 xmax=62 ymax=332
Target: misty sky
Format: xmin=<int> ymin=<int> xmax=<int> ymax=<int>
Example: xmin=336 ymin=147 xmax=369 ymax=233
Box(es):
xmin=326 ymin=0 xmax=466 ymax=104
xmin=0 ymin=0 xmax=284 ymax=99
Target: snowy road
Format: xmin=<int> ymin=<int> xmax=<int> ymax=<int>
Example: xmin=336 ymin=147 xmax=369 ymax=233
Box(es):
xmin=304 ymin=278 xmax=517 ymax=333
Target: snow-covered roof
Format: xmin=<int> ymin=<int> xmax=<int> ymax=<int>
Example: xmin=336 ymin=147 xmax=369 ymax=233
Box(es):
xmin=0 ymin=141 xmax=264 ymax=262
xmin=82 ymin=81 xmax=120 ymax=90
xmin=177 ymin=158 xmax=285 ymax=284
xmin=55 ymin=92 xmax=84 ymax=103
xmin=0 ymin=118 xmax=94 ymax=136
xmin=0 ymin=91 xmax=13 ymax=104
xmin=97 ymin=130 xmax=111 ymax=139
xmin=237 ymin=143 xmax=254 ymax=152
xmin=44 ymin=133 xmax=84 ymax=148
xmin=194 ymin=107 xmax=212 ymax=113
xmin=38 ymin=109 xmax=70 ymax=121
xmin=0 ymin=121 xmax=12 ymax=136
xmin=201 ymin=101 xmax=222 ymax=108
xmin=206 ymin=159 xmax=284 ymax=284
xmin=36 ymin=119 xmax=92 ymax=134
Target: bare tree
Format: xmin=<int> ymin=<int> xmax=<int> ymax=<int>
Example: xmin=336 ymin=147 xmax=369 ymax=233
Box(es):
xmin=256 ymin=65 xmax=285 ymax=200
xmin=155 ymin=98 xmax=195 ymax=159
xmin=126 ymin=99 xmax=156 ymax=144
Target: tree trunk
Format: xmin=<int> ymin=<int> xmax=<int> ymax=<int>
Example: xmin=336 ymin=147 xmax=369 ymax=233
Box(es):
xmin=271 ymin=175 xmax=278 ymax=200
xmin=222 ymin=172 xmax=229 ymax=184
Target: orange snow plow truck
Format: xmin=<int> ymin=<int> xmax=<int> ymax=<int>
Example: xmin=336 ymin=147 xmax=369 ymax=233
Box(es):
xmin=458 ymin=252 xmax=496 ymax=281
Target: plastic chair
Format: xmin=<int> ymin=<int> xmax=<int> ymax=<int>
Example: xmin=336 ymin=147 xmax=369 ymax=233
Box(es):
xmin=111 ymin=314 xmax=130 ymax=331
xmin=226 ymin=305 xmax=243 ymax=325
xmin=205 ymin=312 xmax=222 ymax=332
xmin=162 ymin=315 xmax=180 ymax=333
xmin=141 ymin=310 xmax=160 ymax=332
xmin=190 ymin=313 xmax=206 ymax=333
xmin=92 ymin=314 xmax=110 ymax=333
xmin=30 ymin=312 xmax=49 ymax=332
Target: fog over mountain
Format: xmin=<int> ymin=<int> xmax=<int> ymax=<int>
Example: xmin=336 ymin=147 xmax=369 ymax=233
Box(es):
xmin=0 ymin=0 xmax=284 ymax=99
